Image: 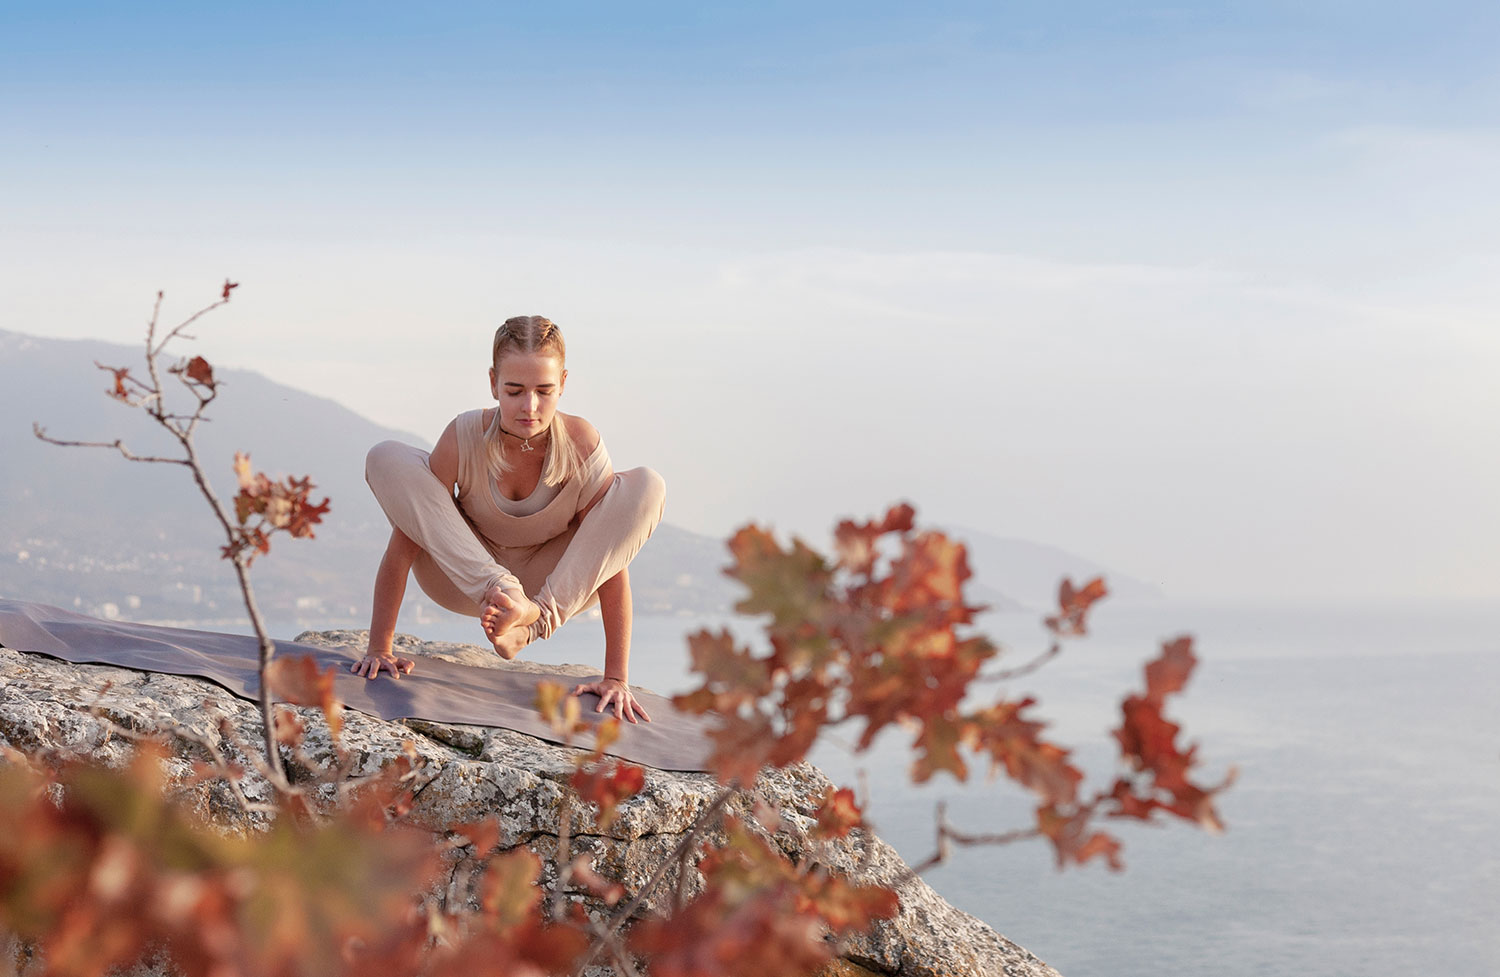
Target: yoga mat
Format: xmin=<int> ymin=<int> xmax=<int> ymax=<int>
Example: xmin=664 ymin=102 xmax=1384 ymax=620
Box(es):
xmin=0 ymin=598 xmax=717 ymax=772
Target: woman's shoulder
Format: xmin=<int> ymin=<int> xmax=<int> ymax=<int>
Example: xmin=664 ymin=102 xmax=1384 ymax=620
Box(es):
xmin=559 ymin=413 xmax=602 ymax=455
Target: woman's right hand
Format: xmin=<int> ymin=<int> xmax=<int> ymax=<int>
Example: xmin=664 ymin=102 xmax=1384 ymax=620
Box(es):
xmin=351 ymin=651 xmax=415 ymax=680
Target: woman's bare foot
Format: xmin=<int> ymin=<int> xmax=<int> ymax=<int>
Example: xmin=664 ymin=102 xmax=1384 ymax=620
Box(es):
xmin=488 ymin=625 xmax=533 ymax=661
xmin=481 ymin=586 xmax=540 ymax=633
xmin=480 ymin=587 xmax=541 ymax=652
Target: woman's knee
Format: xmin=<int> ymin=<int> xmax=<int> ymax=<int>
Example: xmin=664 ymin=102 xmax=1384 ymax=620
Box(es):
xmin=618 ymin=467 xmax=666 ymax=523
xmin=365 ymin=440 xmax=429 ymax=492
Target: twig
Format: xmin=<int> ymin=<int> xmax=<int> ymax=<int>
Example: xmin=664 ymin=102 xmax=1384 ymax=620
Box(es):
xmin=574 ymin=783 xmax=737 ymax=976
xmin=903 ymin=801 xmax=1039 ymax=877
xmin=32 ymin=426 xmax=189 ymax=466
xmin=978 ymin=641 xmax=1062 ymax=684
xmin=551 ymin=803 xmax=573 ymax=921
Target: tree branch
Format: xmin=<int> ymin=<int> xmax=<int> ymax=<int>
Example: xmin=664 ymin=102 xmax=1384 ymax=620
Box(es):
xmin=978 ymin=641 xmax=1063 ymax=684
xmin=574 ymin=783 xmax=737 ymax=976
xmin=32 ymin=425 xmax=190 ymax=466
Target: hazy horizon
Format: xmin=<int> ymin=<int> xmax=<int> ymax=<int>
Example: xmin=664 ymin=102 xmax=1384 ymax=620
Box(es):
xmin=4 ymin=3 xmax=1497 ymax=604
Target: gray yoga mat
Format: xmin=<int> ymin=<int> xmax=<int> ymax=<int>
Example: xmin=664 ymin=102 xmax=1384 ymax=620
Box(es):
xmin=0 ymin=598 xmax=717 ymax=772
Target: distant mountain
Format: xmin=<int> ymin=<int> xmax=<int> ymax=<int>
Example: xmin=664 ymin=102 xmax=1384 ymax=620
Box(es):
xmin=1 ymin=328 xmax=1156 ymax=632
xmin=0 ymin=329 xmax=737 ymax=630
xmin=946 ymin=526 xmax=1165 ymax=611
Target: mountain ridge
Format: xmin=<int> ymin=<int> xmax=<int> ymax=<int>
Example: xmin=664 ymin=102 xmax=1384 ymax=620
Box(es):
xmin=3 ymin=328 xmax=1151 ymax=632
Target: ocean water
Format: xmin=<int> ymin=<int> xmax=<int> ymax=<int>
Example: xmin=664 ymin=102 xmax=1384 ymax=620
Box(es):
xmin=276 ymin=601 xmax=1500 ymax=977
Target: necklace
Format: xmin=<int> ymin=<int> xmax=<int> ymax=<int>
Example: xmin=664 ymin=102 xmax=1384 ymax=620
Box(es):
xmin=498 ymin=421 xmax=549 ymax=453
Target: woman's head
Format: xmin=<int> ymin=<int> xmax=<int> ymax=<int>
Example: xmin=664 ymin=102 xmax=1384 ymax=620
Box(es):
xmin=491 ymin=315 xmax=566 ymax=371
xmin=484 ymin=315 xmax=583 ymax=485
xmin=489 ymin=316 xmax=568 ymax=434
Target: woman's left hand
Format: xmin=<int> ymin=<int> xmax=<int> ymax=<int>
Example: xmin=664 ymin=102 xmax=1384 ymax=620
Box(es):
xmin=571 ymin=677 xmax=652 ymax=724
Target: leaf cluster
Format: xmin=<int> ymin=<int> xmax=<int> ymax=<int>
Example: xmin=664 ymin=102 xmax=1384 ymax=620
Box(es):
xmin=671 ymin=504 xmax=1232 ymax=871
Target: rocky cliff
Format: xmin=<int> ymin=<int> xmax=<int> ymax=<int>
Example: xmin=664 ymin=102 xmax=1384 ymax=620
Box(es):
xmin=0 ymin=632 xmax=1062 ymax=977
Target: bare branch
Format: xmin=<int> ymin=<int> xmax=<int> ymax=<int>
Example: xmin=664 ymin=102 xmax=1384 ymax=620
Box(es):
xmin=574 ymin=783 xmax=737 ymax=976
xmin=551 ymin=803 xmax=573 ymax=922
xmin=978 ymin=641 xmax=1063 ymax=684
xmin=32 ymin=424 xmax=190 ymax=466
xmin=150 ymin=295 xmax=228 ymax=360
xmin=904 ymin=801 xmax=1040 ymax=877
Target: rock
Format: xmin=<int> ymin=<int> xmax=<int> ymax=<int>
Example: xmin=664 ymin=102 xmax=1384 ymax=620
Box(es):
xmin=0 ymin=632 xmax=1063 ymax=977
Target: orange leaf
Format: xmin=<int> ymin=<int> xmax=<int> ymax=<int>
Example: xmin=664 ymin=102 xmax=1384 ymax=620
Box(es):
xmin=811 ymin=787 xmax=863 ymax=840
xmin=94 ymin=362 xmax=135 ymax=402
xmin=1045 ymin=575 xmax=1109 ymax=635
xmin=570 ymin=761 xmax=645 ymax=830
xmin=265 ymin=655 xmax=343 ymax=741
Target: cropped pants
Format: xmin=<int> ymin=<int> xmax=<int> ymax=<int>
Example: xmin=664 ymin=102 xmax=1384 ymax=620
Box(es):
xmin=364 ymin=440 xmax=665 ymax=641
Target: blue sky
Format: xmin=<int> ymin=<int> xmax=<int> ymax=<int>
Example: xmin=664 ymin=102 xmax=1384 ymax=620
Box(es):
xmin=4 ymin=2 xmax=1498 ymax=601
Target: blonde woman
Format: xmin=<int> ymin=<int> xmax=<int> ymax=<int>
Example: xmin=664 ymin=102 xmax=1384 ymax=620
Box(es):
xmin=351 ymin=316 xmax=664 ymax=723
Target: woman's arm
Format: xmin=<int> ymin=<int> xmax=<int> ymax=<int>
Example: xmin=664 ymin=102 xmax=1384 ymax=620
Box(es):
xmin=427 ymin=418 xmax=461 ymax=489
xmin=578 ymin=567 xmax=650 ymax=722
xmin=562 ymin=415 xmax=650 ymax=721
xmin=352 ymin=528 xmax=419 ymax=679
xmin=353 ymin=420 xmax=462 ymax=680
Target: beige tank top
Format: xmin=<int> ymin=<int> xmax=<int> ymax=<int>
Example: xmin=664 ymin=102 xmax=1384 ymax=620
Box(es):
xmin=452 ymin=408 xmax=613 ymax=548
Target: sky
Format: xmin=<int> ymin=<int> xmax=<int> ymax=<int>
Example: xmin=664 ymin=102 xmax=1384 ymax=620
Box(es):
xmin=3 ymin=1 xmax=1498 ymax=603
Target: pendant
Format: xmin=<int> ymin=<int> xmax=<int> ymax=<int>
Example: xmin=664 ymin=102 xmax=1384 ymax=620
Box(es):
xmin=520 ymin=438 xmax=534 ymax=452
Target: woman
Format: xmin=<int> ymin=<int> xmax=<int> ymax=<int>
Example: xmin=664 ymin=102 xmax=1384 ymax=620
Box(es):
xmin=350 ymin=315 xmax=665 ymax=723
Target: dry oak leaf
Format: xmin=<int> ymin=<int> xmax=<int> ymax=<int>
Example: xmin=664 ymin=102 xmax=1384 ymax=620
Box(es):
xmin=265 ymin=654 xmax=343 ymax=740
xmin=832 ymin=502 xmax=915 ymax=576
xmin=811 ymin=786 xmax=864 ymax=840
xmin=1046 ymin=575 xmax=1109 ymax=636
xmin=95 ymin=362 xmax=136 ymax=402
xmin=569 ymin=760 xmax=645 ymax=831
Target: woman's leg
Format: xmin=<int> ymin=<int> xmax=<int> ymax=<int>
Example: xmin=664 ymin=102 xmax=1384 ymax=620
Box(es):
xmin=366 ymin=440 xmax=525 ymax=604
xmin=526 ymin=467 xmax=666 ymax=642
xmin=365 ymin=440 xmax=537 ymax=647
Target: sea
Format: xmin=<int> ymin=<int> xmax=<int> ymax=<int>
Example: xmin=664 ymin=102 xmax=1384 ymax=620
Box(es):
xmin=265 ymin=599 xmax=1500 ymax=977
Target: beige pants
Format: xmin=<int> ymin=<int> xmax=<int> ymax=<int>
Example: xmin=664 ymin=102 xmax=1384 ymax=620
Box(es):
xmin=364 ymin=440 xmax=665 ymax=641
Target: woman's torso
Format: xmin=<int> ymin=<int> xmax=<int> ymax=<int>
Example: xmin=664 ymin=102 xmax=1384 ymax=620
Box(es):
xmin=451 ymin=408 xmax=611 ymax=548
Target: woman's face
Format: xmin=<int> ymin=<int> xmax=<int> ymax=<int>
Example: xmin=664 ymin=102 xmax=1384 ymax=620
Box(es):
xmin=489 ymin=351 xmax=566 ymax=437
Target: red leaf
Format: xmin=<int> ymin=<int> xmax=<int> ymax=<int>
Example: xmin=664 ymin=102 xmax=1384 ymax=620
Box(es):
xmin=811 ymin=787 xmax=863 ymax=840
xmin=570 ymin=761 xmax=645 ymax=830
xmin=1045 ymin=575 xmax=1109 ymax=635
xmin=1144 ymin=635 xmax=1196 ymax=705
xmin=95 ymin=362 xmax=135 ymax=402
xmin=222 ymin=279 xmax=238 ymax=300
xmin=265 ymin=655 xmax=343 ymax=740
xmin=184 ymin=355 xmax=215 ymax=388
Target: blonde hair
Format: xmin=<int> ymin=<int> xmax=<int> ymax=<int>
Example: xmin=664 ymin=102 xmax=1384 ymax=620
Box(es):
xmin=485 ymin=315 xmax=584 ymax=488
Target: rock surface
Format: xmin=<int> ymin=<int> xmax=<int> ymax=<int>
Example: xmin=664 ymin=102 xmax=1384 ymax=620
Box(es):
xmin=0 ymin=632 xmax=1062 ymax=977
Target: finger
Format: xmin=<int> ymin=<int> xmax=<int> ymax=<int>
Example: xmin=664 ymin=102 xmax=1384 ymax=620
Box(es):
xmin=633 ymin=698 xmax=653 ymax=724
xmin=383 ymin=659 xmax=399 ymax=679
xmin=400 ymin=659 xmax=415 ymax=674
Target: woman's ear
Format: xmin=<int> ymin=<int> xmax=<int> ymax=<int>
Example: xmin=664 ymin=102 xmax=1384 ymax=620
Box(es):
xmin=488 ymin=366 xmax=498 ymax=399
xmin=559 ymin=368 xmax=568 ymax=393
